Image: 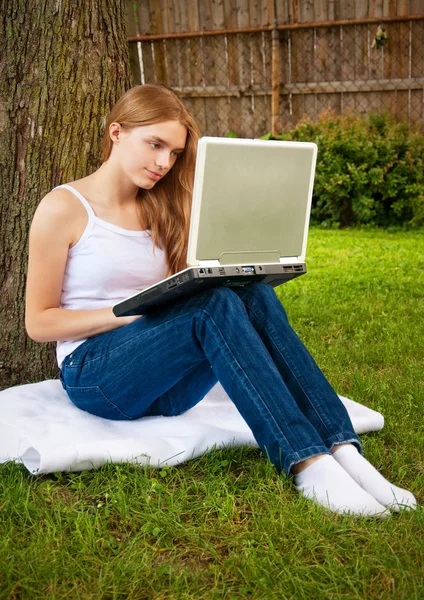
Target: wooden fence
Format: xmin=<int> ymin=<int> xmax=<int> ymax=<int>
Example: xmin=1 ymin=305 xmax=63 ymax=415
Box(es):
xmin=125 ymin=1 xmax=424 ymax=136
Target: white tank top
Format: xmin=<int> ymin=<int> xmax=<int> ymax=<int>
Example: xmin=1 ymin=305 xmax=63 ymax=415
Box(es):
xmin=56 ymin=184 xmax=168 ymax=367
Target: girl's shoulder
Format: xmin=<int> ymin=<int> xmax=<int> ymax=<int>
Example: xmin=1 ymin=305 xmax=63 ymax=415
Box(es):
xmin=31 ymin=183 xmax=89 ymax=247
xmin=36 ymin=184 xmax=85 ymax=217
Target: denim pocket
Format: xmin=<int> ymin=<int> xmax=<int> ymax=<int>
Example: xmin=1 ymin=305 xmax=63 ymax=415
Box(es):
xmin=65 ymin=385 xmax=132 ymax=421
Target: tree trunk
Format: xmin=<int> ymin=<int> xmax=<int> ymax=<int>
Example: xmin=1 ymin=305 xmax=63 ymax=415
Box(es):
xmin=0 ymin=0 xmax=131 ymax=389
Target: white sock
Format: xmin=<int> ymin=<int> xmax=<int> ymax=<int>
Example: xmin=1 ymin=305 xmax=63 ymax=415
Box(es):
xmin=293 ymin=455 xmax=390 ymax=518
xmin=332 ymin=444 xmax=417 ymax=512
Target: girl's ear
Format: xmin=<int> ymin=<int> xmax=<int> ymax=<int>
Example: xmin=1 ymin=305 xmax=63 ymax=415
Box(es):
xmin=109 ymin=122 xmax=121 ymax=145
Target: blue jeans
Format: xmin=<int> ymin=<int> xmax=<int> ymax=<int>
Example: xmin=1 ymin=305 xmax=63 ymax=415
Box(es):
xmin=60 ymin=283 xmax=361 ymax=475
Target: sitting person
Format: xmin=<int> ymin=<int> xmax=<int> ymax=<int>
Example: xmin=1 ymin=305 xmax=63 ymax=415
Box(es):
xmin=25 ymin=83 xmax=416 ymax=517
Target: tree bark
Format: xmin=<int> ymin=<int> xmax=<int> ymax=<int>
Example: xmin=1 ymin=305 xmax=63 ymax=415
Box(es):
xmin=0 ymin=0 xmax=131 ymax=389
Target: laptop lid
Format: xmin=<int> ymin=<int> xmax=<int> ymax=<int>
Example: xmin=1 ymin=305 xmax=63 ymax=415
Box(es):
xmin=187 ymin=137 xmax=317 ymax=267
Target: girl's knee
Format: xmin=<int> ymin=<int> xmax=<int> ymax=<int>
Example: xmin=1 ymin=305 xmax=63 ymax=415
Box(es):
xmin=236 ymin=282 xmax=289 ymax=319
xmin=198 ymin=285 xmax=245 ymax=316
xmin=239 ymin=281 xmax=280 ymax=304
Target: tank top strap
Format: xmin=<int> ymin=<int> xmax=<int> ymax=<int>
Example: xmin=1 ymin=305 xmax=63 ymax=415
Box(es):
xmin=56 ymin=184 xmax=96 ymax=220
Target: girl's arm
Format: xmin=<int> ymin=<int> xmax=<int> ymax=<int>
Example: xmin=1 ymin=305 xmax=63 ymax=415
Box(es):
xmin=25 ymin=189 xmax=139 ymax=344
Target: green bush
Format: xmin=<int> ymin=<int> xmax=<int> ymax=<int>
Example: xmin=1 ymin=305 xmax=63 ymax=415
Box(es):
xmin=262 ymin=112 xmax=424 ymax=228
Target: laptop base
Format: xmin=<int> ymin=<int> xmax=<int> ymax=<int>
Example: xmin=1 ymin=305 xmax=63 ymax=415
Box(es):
xmin=113 ymin=263 xmax=306 ymax=317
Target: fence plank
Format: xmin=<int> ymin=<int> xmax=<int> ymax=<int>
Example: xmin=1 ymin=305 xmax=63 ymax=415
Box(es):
xmin=151 ymin=41 xmax=167 ymax=82
xmin=411 ymin=20 xmax=424 ymax=78
xmin=188 ymin=0 xmax=200 ymax=29
xmin=370 ymin=0 xmax=384 ymax=17
xmin=163 ymin=0 xmax=172 ymax=33
xmin=410 ymin=0 xmax=424 ymax=14
xmin=328 ymin=27 xmax=342 ymax=81
xmin=198 ymin=0 xmax=213 ymax=30
xmin=279 ymin=30 xmax=290 ymax=84
xmin=210 ymin=1 xmax=228 ymax=89
xmin=397 ymin=0 xmax=410 ymax=16
xmin=275 ymin=0 xmax=291 ymax=24
xmin=252 ymin=93 xmax=270 ymax=133
xmin=355 ymin=0 xmax=369 ymax=19
xmin=187 ymin=1 xmax=203 ymax=89
xmin=340 ymin=0 xmax=355 ymax=19
xmin=149 ymin=0 xmax=167 ymax=83
xmin=313 ymin=0 xmax=327 ymax=21
xmin=211 ymin=0 xmax=226 ymax=28
xmin=385 ymin=22 xmax=410 ymax=79
xmin=140 ymin=41 xmax=157 ymax=83
xmin=299 ymin=0 xmax=315 ymax=22
xmin=197 ymin=3 xmax=218 ymax=88
xmin=316 ymin=92 xmax=341 ymax=115
xmin=291 ymin=29 xmax=314 ymax=82
xmin=353 ymin=24 xmax=368 ymax=80
xmin=164 ymin=1 xmax=179 ymax=86
xmin=382 ymin=0 xmax=397 ymax=16
xmin=237 ymin=0 xmax=253 ymax=141
xmin=262 ymin=0 xmax=274 ymax=26
xmin=237 ymin=1 xmax=256 ymax=138
xmin=149 ymin=0 xmax=164 ymax=33
xmin=135 ymin=0 xmax=153 ymax=35
xmin=237 ymin=0 xmax=250 ymax=27
xmin=184 ymin=96 xmax=207 ymax=133
xmin=126 ymin=0 xmax=142 ymax=84
xmin=394 ymin=89 xmax=409 ymax=119
xmin=250 ymin=31 xmax=266 ymax=86
xmin=291 ymin=93 xmax=308 ymax=122
xmin=341 ymin=25 xmax=356 ymax=81
xmin=410 ymin=89 xmax=423 ymax=124
xmin=264 ymin=28 xmax=272 ymax=82
xmin=125 ymin=0 xmax=138 ymax=36
xmin=249 ymin=0 xmax=261 ymax=26
xmin=225 ymin=1 xmax=240 ymax=86
xmin=175 ymin=1 xmax=195 ymax=88
xmin=128 ymin=45 xmax=141 ymax=85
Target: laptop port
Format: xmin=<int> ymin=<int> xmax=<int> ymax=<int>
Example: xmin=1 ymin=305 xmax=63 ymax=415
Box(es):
xmin=168 ymin=281 xmax=177 ymax=289
xmin=199 ymin=268 xmax=205 ymax=275
xmin=219 ymin=267 xmax=226 ymax=275
xmin=242 ymin=266 xmax=255 ymax=274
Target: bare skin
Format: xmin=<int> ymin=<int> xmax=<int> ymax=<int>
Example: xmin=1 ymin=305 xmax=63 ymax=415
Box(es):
xmin=25 ymin=120 xmax=187 ymax=344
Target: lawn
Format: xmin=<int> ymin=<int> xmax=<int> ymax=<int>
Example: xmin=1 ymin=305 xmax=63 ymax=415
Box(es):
xmin=1 ymin=228 xmax=423 ymax=600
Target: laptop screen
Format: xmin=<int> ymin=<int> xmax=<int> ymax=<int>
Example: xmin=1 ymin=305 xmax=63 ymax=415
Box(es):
xmin=187 ymin=138 xmax=317 ymax=265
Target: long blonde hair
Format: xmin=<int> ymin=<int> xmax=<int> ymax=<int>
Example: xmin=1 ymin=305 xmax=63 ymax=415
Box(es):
xmin=102 ymin=84 xmax=200 ymax=275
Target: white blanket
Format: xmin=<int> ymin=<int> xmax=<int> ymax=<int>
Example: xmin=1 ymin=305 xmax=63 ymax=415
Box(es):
xmin=0 ymin=379 xmax=384 ymax=475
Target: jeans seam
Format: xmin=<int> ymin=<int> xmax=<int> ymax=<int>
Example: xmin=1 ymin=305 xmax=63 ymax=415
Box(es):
xmin=69 ymin=310 xmax=201 ymax=367
xmin=65 ymin=384 xmax=134 ymax=420
xmin=242 ymin=297 xmax=338 ymax=437
xmin=201 ymin=307 xmax=298 ymax=456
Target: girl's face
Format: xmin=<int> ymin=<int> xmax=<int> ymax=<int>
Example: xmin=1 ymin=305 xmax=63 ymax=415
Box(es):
xmin=110 ymin=120 xmax=188 ymax=189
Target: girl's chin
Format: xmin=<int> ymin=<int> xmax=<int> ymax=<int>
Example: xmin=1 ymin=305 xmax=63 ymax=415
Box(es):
xmin=136 ymin=177 xmax=158 ymax=190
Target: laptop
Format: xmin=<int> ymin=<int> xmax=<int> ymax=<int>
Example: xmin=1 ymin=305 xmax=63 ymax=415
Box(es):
xmin=113 ymin=136 xmax=317 ymax=317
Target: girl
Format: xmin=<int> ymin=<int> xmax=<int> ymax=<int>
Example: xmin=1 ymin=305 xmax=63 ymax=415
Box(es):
xmin=25 ymin=84 xmax=416 ymax=517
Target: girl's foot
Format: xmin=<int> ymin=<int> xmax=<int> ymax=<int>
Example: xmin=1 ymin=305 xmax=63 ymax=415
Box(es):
xmin=293 ymin=455 xmax=390 ymax=518
xmin=332 ymin=444 xmax=417 ymax=512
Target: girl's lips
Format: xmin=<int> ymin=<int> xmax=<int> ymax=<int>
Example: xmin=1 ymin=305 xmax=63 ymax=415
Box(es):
xmin=146 ymin=169 xmax=161 ymax=181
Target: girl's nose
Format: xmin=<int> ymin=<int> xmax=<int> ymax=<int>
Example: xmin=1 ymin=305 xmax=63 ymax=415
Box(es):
xmin=156 ymin=151 xmax=171 ymax=170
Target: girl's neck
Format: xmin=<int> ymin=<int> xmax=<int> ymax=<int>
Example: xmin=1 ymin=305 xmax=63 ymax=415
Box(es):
xmin=85 ymin=162 xmax=139 ymax=207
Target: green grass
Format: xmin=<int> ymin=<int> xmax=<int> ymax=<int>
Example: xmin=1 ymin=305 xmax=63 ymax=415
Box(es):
xmin=1 ymin=228 xmax=423 ymax=600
